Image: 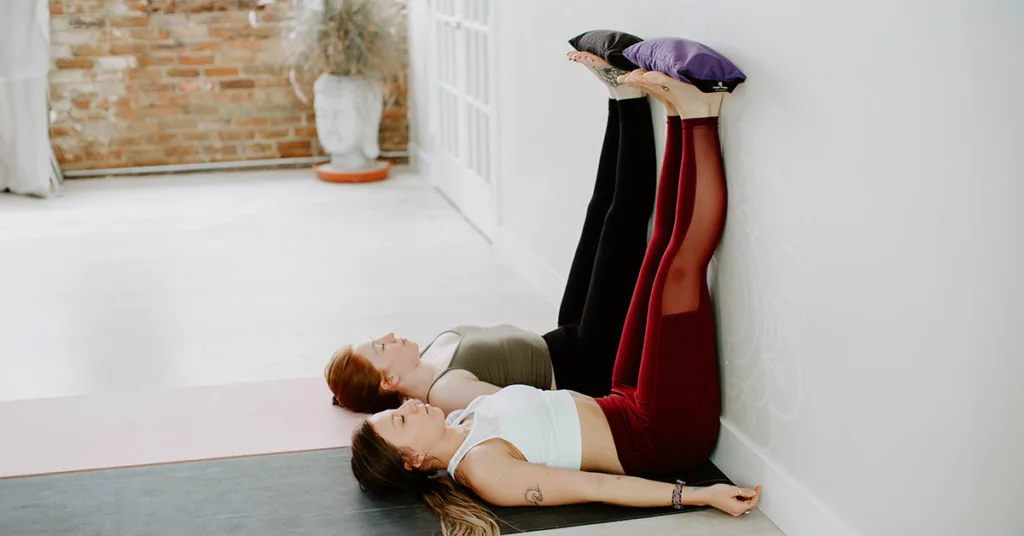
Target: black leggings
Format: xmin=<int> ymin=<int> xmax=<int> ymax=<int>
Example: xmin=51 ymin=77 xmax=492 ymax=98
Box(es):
xmin=542 ymin=98 xmax=656 ymax=397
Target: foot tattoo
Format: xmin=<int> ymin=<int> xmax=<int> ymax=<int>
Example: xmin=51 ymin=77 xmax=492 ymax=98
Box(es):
xmin=568 ymin=51 xmax=643 ymax=100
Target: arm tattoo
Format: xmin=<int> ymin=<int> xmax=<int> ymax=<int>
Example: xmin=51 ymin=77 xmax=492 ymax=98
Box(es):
xmin=594 ymin=66 xmax=629 ymax=87
xmin=524 ymin=485 xmax=543 ymax=506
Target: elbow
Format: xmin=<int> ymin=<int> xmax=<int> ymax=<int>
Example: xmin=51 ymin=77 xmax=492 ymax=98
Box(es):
xmin=475 ymin=486 xmax=536 ymax=508
xmin=488 ymin=495 xmax=522 ymax=508
xmin=476 ymin=488 xmax=522 ymax=508
xmin=488 ymin=483 xmax=577 ymax=508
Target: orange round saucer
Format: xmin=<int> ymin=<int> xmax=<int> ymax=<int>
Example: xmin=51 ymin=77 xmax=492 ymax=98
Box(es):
xmin=314 ymin=160 xmax=393 ymax=184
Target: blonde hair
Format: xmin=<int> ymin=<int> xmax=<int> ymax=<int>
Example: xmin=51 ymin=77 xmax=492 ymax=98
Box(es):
xmin=350 ymin=420 xmax=499 ymax=536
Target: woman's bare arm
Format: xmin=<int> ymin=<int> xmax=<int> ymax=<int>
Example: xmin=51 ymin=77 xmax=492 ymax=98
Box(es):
xmin=455 ymin=442 xmax=759 ymax=515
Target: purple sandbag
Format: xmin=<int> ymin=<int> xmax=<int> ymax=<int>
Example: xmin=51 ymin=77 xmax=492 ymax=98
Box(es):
xmin=623 ymin=37 xmax=746 ymax=93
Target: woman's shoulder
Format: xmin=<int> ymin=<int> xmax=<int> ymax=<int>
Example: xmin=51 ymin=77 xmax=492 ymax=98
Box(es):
xmin=454 ymin=438 xmax=524 ymax=483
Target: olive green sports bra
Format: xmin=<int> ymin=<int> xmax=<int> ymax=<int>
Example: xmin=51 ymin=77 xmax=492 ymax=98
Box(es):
xmin=423 ymin=325 xmax=552 ymax=402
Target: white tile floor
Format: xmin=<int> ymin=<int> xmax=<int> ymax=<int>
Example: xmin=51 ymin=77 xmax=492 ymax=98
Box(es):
xmin=0 ymin=168 xmax=555 ymax=401
xmin=0 ymin=168 xmax=782 ymax=535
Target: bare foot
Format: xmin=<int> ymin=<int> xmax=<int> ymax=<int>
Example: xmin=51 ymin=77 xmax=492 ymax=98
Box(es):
xmin=567 ymin=50 xmax=644 ymax=100
xmin=634 ymin=70 xmax=725 ymax=119
xmin=618 ymin=69 xmax=679 ymax=116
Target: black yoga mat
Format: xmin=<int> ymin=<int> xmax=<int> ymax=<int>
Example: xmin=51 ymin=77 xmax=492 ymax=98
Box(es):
xmin=0 ymin=448 xmax=732 ymax=536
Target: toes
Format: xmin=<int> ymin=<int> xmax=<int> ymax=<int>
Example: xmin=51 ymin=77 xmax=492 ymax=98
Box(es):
xmin=568 ymin=51 xmax=599 ymax=65
xmin=577 ymin=51 xmax=606 ymax=68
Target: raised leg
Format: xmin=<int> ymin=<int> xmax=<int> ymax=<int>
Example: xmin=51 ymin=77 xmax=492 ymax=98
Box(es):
xmin=546 ymin=55 xmax=656 ymax=396
xmin=572 ymin=96 xmax=656 ymax=396
xmin=609 ymin=69 xmax=685 ymax=390
xmin=557 ymin=99 xmax=620 ymax=326
xmin=634 ymin=73 xmax=730 ymax=465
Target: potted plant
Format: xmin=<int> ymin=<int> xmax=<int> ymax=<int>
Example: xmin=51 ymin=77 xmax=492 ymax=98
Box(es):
xmin=283 ymin=0 xmax=407 ymax=182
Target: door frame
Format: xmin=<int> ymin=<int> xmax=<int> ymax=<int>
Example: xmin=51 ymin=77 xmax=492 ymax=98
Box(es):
xmin=422 ymin=0 xmax=501 ymax=241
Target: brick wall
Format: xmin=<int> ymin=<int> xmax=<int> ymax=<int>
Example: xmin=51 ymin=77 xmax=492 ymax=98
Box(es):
xmin=49 ymin=0 xmax=409 ymax=172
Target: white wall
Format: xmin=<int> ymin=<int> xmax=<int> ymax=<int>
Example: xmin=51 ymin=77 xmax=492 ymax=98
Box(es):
xmin=405 ymin=0 xmax=432 ymax=171
xmin=489 ymin=1 xmax=1024 ymax=535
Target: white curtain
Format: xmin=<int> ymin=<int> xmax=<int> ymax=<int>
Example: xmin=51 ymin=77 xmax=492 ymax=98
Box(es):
xmin=0 ymin=0 xmax=62 ymax=198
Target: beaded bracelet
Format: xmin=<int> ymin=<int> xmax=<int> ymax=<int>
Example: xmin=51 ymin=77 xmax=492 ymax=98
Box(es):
xmin=671 ymin=480 xmax=685 ymax=510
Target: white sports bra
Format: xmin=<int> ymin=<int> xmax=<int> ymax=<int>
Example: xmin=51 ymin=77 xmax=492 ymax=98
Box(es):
xmin=446 ymin=385 xmax=582 ymax=476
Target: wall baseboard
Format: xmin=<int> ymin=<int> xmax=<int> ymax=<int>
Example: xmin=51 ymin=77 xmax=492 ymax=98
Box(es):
xmin=714 ymin=420 xmax=858 ymax=536
xmin=494 ymin=225 xmax=564 ymax=309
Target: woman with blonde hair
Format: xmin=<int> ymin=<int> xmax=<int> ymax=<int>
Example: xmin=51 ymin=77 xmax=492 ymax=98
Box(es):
xmin=347 ymin=51 xmax=760 ymax=536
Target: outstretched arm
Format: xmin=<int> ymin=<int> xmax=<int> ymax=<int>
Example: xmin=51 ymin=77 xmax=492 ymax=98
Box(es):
xmin=457 ymin=444 xmax=760 ymax=516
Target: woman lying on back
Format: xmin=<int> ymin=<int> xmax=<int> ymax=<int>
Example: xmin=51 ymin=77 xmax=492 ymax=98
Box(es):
xmin=349 ymin=47 xmax=761 ymax=536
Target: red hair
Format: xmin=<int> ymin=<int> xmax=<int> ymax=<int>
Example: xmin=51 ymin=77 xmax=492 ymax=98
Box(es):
xmin=325 ymin=345 xmax=403 ymax=413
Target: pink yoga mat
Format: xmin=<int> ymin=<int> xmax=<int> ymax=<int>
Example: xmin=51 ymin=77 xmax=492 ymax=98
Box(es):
xmin=0 ymin=377 xmax=365 ymax=478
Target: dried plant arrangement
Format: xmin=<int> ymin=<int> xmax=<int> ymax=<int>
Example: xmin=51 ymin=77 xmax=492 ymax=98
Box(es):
xmin=282 ymin=0 xmax=407 ymax=102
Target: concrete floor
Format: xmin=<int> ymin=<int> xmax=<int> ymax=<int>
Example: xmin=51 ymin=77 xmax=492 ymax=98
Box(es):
xmin=0 ymin=168 xmax=782 ymax=535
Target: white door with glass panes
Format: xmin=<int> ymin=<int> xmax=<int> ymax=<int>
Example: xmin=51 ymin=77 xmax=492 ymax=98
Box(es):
xmin=427 ymin=0 xmax=498 ymax=239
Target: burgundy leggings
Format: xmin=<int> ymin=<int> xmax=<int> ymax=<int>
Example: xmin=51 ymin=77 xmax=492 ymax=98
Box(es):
xmin=596 ymin=116 xmax=727 ymax=477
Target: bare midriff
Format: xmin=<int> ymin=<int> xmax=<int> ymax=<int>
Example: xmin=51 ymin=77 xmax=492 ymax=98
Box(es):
xmin=572 ymin=392 xmax=624 ymax=475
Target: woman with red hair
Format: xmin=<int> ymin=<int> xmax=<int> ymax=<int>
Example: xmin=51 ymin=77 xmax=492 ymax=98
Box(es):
xmin=346 ymin=54 xmax=756 ymax=536
xmin=326 ymin=52 xmax=660 ymax=415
